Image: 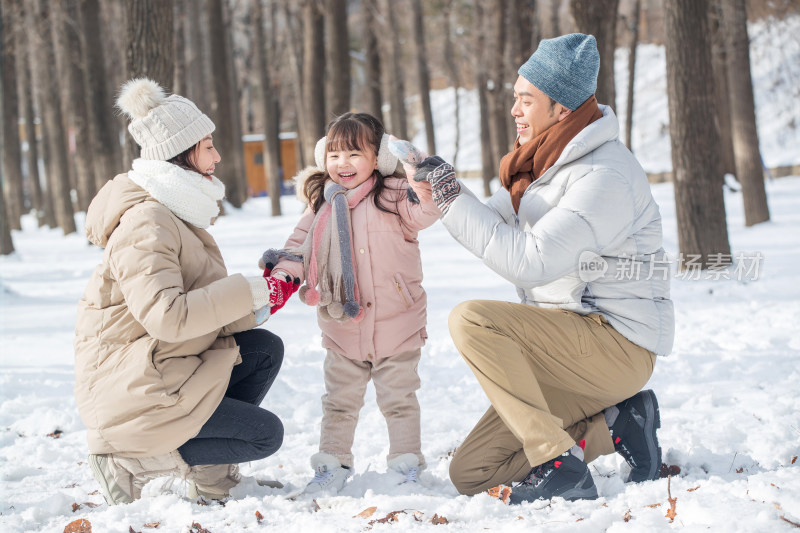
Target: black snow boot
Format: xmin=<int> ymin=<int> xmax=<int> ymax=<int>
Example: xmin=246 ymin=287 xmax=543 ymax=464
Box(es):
xmin=610 ymin=389 xmax=662 ymax=482
xmin=507 ymin=448 xmax=598 ymax=505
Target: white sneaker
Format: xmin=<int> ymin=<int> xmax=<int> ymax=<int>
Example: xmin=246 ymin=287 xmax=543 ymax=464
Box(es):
xmin=303 ymin=452 xmax=351 ymax=495
xmin=388 ymin=453 xmax=422 ymax=484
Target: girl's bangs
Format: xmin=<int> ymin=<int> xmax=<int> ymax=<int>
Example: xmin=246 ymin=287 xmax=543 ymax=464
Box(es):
xmin=326 ymin=120 xmax=376 ymax=155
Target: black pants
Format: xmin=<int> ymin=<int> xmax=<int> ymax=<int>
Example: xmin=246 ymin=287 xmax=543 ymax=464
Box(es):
xmin=178 ymin=329 xmax=284 ymax=466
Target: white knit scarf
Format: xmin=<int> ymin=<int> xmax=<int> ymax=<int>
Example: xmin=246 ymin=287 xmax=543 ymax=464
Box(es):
xmin=127 ymin=158 xmax=226 ymax=229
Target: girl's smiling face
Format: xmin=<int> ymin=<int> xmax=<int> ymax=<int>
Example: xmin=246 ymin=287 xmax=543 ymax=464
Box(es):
xmin=325 ymin=147 xmax=377 ymax=189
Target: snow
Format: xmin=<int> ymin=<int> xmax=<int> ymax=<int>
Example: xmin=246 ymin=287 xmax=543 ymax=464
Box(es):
xmin=2 ymin=14 xmax=800 ymax=533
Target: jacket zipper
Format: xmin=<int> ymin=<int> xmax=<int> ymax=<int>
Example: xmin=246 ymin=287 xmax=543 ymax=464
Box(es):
xmin=395 ymin=281 xmax=410 ymax=306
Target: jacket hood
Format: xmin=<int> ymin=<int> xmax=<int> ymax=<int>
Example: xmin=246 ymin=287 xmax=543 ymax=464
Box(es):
xmin=85 ymin=174 xmax=151 ymax=248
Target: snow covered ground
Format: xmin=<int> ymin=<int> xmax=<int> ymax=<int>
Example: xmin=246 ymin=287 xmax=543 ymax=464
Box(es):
xmin=2 ymin=13 xmax=800 ymax=533
xmin=2 ymin=174 xmax=799 ymax=532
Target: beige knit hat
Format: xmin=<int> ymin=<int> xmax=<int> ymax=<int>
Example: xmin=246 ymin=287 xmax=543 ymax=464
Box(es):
xmin=116 ymin=78 xmax=215 ymax=161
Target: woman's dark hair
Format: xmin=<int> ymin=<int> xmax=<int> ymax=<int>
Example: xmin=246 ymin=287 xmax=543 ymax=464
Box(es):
xmin=168 ymin=142 xmax=203 ymax=175
xmin=304 ymin=112 xmax=404 ymax=217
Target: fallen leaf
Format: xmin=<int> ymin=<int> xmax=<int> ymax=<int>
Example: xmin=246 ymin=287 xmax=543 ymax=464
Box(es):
xmin=255 ymin=511 xmax=264 ymax=523
xmin=665 ymin=497 xmax=677 ymax=522
xmin=355 ymin=506 xmax=377 ymax=519
xmin=517 ymin=516 xmax=523 ymax=520
xmin=686 ymin=485 xmax=700 ymax=492
xmin=143 ymin=523 xmax=160 ymax=529
xmin=576 ymin=518 xmax=584 ymax=522
xmin=623 ymin=509 xmax=632 ymax=522
xmin=190 ymin=522 xmax=211 ymax=533
xmin=487 ymin=485 xmax=511 ymax=504
xmin=48 ymin=429 xmax=64 ymax=439
xmin=64 ymin=519 xmax=92 ymax=533
xmin=64 ymin=483 xmax=78 ymax=488
xmin=368 ymin=510 xmax=405 ymax=525
xmin=312 ymin=499 xmax=320 ymax=512
xmin=412 ymin=511 xmax=423 ymax=522
xmin=88 ymin=490 xmax=99 ymax=496
xmin=129 ymin=527 xmax=141 ymax=533
xmin=647 ymin=503 xmax=662 ymax=508
xmin=736 ymin=467 xmax=744 ymax=473
xmin=430 ymin=513 xmax=448 ymax=525
xmin=72 ymin=503 xmax=82 ymax=513
xmin=792 ymin=456 xmax=797 ymax=465
xmin=660 ymin=463 xmax=681 ymax=478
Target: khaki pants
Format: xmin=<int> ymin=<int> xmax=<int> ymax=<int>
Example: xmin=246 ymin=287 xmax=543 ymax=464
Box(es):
xmin=447 ymin=300 xmax=656 ymax=495
xmin=320 ymin=348 xmax=424 ymax=468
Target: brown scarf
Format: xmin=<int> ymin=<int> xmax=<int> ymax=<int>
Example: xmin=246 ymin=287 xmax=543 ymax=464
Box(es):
xmin=499 ymin=96 xmax=603 ymax=213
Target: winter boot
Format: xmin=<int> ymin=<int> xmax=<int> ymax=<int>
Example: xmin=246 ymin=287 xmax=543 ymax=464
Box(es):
xmin=303 ymin=452 xmax=351 ymax=495
xmin=388 ymin=453 xmax=422 ymax=484
xmin=88 ymin=451 xmax=191 ymax=505
xmin=505 ymin=446 xmax=598 ymax=505
xmin=609 ymin=389 xmax=662 ymax=482
xmin=187 ymin=463 xmax=241 ymax=501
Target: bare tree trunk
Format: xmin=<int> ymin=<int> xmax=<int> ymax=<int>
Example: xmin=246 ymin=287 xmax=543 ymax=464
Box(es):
xmin=624 ymin=0 xmax=641 ymax=151
xmin=664 ymin=0 xmax=730 ymax=267
xmin=54 ymin=0 xmax=96 ymax=212
xmin=173 ymin=0 xmax=186 ymax=96
xmin=410 ymin=0 xmax=436 ymax=156
xmin=0 ymin=0 xmax=15 ymax=253
xmin=1 ymin=0 xmax=24 ymax=229
xmin=282 ymin=3 xmax=307 ymax=168
xmin=442 ymin=0 xmax=460 ymax=167
xmin=708 ymin=0 xmax=736 ymax=179
xmin=362 ymin=0 xmax=383 ymax=122
xmin=722 ymin=0 xmax=769 ymax=226
xmin=20 ymin=0 xmax=47 ymax=226
xmin=16 ymin=1 xmax=43 ymax=224
xmin=487 ymin=0 xmax=510 ymax=168
xmin=81 ymin=0 xmax=121 ymax=191
xmin=123 ymin=0 xmax=174 ymax=165
xmin=254 ymin=0 xmax=282 ymax=216
xmin=380 ymin=0 xmax=407 ymax=139
xmin=474 ymin=2 xmax=494 ymax=197
xmin=207 ymin=0 xmax=247 ymax=206
xmin=185 ymin=0 xmax=210 ymax=113
xmin=103 ymin=1 xmax=129 ymax=170
xmin=325 ymin=0 xmax=350 ymax=117
xmin=550 ymin=0 xmax=560 ymax=38
xmin=31 ymin=0 xmax=76 ymax=234
xmin=302 ymin=0 xmax=325 ymax=163
xmin=570 ymin=0 xmax=619 ymax=110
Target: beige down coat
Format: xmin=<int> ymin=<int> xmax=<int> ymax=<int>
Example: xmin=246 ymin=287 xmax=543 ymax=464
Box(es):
xmin=274 ymin=175 xmax=440 ymax=361
xmin=74 ymin=174 xmax=257 ymax=457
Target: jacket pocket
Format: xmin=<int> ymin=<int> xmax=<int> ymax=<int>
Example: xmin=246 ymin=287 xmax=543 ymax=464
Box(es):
xmin=393 ymin=273 xmax=414 ymax=309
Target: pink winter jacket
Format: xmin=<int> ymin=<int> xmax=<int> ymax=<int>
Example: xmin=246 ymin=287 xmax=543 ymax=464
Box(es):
xmin=275 ymin=176 xmax=440 ymax=361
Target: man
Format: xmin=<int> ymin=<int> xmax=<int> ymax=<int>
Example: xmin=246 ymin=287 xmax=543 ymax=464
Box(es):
xmin=390 ymin=33 xmax=673 ymax=504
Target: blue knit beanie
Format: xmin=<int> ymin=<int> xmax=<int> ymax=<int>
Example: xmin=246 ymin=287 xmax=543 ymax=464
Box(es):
xmin=518 ymin=33 xmax=599 ymax=111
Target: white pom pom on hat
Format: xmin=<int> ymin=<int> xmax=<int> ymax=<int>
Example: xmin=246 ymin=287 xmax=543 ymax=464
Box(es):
xmin=314 ymin=134 xmax=399 ymax=176
xmin=115 ymin=77 xmax=215 ymax=161
xmin=116 ymin=78 xmax=166 ymax=120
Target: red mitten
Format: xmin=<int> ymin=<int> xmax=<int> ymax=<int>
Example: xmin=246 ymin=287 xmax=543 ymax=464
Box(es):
xmin=267 ymin=271 xmax=301 ymax=315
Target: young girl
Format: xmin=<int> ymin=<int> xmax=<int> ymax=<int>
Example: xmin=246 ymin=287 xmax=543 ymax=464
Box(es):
xmin=261 ymin=112 xmax=440 ymax=494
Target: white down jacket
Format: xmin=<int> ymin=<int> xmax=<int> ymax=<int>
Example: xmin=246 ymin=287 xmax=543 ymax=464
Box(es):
xmin=442 ymin=105 xmax=674 ymax=356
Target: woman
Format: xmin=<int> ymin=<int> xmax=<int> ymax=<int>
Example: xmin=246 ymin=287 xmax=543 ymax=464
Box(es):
xmin=74 ymin=78 xmax=294 ymax=505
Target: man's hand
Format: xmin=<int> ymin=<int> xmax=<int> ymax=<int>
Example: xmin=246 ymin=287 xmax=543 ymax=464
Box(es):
xmin=388 ymin=139 xmax=461 ymax=214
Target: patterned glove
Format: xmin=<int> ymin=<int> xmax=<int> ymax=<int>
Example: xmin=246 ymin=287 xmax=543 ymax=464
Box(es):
xmin=388 ymin=139 xmax=461 ymax=214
